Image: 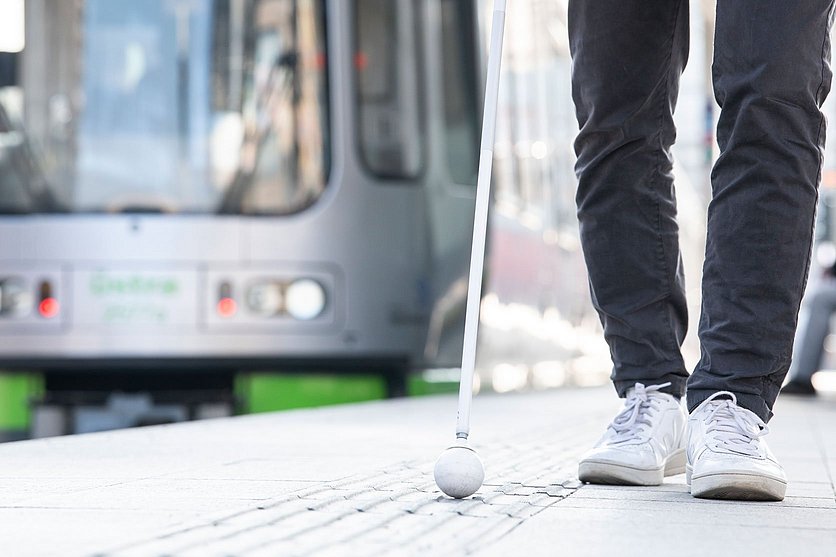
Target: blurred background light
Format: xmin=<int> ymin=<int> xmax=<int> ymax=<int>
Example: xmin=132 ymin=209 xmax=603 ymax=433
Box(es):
xmin=0 ymin=0 xmax=24 ymax=53
xmin=812 ymin=371 xmax=836 ymax=393
xmin=491 ymin=363 xmax=529 ymax=394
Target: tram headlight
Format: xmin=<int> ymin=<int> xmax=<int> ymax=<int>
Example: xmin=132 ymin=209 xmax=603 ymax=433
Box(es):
xmin=246 ymin=281 xmax=283 ymax=316
xmin=285 ymin=279 xmax=326 ymax=320
xmin=0 ymin=277 xmax=33 ymax=317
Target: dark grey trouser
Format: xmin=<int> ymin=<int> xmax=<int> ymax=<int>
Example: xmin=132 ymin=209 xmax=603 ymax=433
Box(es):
xmin=569 ymin=0 xmax=835 ymax=421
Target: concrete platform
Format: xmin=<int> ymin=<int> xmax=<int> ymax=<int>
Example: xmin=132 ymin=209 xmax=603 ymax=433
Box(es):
xmin=1 ymin=387 xmax=835 ymax=556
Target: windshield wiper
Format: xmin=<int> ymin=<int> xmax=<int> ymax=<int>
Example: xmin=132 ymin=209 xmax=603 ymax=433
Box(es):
xmin=217 ymin=47 xmax=300 ymax=215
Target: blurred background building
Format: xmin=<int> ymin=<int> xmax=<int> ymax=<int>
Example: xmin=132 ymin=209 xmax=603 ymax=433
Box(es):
xmin=0 ymin=0 xmax=834 ymax=441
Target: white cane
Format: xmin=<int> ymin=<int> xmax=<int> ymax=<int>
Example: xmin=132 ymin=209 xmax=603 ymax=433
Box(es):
xmin=434 ymin=0 xmax=507 ymax=500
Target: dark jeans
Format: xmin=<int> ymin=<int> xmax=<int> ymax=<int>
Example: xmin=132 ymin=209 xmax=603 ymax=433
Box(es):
xmin=569 ymin=0 xmax=835 ymax=421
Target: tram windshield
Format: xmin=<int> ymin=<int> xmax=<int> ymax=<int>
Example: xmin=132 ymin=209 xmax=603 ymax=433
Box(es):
xmin=0 ymin=0 xmax=329 ymax=215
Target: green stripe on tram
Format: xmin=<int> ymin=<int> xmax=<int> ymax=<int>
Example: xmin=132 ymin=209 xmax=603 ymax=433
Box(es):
xmin=0 ymin=373 xmax=40 ymax=431
xmin=237 ymin=373 xmax=388 ymax=413
xmin=237 ymin=372 xmax=460 ymax=413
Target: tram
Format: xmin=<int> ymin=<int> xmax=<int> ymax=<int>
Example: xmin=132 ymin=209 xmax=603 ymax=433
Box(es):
xmin=0 ymin=0 xmax=609 ymax=434
xmin=0 ymin=1 xmax=483 ymax=372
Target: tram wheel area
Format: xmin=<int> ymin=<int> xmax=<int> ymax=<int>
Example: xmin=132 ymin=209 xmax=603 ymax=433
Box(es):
xmin=32 ymin=369 xmax=239 ymax=438
xmin=22 ymin=357 xmax=412 ymax=438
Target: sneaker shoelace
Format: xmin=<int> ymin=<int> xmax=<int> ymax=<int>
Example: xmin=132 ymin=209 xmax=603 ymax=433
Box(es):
xmin=696 ymin=391 xmax=768 ymax=457
xmin=608 ymin=382 xmax=672 ymax=444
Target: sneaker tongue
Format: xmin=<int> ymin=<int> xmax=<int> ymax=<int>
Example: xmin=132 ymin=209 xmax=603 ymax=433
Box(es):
xmin=711 ymin=399 xmax=761 ymax=427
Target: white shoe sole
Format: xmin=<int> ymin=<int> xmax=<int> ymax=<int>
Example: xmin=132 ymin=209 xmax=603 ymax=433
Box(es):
xmin=578 ymin=448 xmax=686 ymax=486
xmin=686 ymin=465 xmax=786 ymax=501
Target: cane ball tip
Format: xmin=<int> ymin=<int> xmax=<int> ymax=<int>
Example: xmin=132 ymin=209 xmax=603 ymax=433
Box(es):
xmin=433 ymin=444 xmax=485 ymax=499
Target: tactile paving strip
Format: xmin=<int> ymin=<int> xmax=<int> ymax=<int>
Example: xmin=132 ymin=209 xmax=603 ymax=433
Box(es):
xmin=102 ymin=425 xmax=597 ymax=557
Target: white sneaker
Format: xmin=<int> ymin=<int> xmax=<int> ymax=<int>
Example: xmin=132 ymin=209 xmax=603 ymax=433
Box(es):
xmin=578 ymin=382 xmax=686 ymax=486
xmin=687 ymin=391 xmax=787 ymax=501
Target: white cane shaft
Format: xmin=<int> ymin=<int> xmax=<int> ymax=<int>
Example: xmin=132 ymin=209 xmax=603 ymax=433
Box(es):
xmin=456 ymin=1 xmax=506 ymax=439
xmin=480 ymin=2 xmax=506 ymax=152
xmin=456 ymin=155 xmax=494 ymax=438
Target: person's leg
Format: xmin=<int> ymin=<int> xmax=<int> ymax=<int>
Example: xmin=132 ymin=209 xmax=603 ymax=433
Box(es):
xmin=688 ymin=0 xmax=836 ymax=422
xmin=570 ymin=0 xmax=690 ymax=399
xmin=571 ymin=0 xmax=691 ymax=487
